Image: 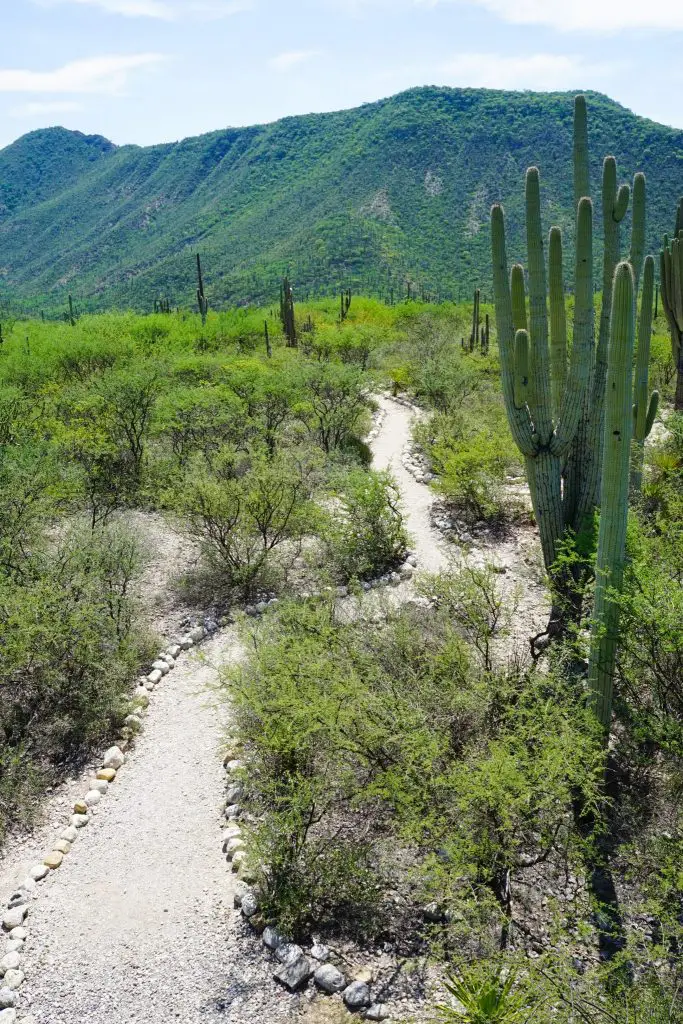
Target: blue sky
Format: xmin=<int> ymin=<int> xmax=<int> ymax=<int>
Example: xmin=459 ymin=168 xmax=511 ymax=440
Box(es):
xmin=1 ymin=0 xmax=682 ymax=149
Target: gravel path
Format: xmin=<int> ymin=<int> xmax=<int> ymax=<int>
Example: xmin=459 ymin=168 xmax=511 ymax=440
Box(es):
xmin=0 ymin=396 xmax=547 ymax=1024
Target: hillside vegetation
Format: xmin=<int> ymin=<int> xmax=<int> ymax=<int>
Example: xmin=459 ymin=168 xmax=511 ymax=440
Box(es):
xmin=0 ymin=87 xmax=682 ymax=313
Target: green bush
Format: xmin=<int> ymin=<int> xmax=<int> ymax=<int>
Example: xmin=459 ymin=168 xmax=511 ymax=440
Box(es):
xmin=0 ymin=523 xmax=152 ymax=838
xmin=179 ymin=449 xmax=319 ymax=600
xmin=321 ymin=468 xmax=407 ymax=581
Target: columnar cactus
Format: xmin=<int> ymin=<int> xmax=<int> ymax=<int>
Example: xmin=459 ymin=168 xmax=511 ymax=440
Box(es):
xmin=279 ymin=276 xmax=297 ymax=347
xmin=660 ymin=199 xmax=683 ymax=410
xmin=588 ymin=262 xmax=636 ymax=729
xmin=470 ymin=288 xmax=480 ymax=351
xmin=491 ymin=183 xmax=593 ymax=573
xmin=196 ymin=253 xmax=208 ymax=325
xmin=630 ymin=256 xmax=659 ymax=492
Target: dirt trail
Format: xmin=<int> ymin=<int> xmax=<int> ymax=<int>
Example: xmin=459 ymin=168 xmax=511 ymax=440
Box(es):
xmin=0 ymin=396 xmax=548 ymax=1023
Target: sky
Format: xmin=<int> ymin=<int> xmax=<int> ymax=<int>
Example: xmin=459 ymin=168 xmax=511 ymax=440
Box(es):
xmin=0 ymin=0 xmax=682 ymax=149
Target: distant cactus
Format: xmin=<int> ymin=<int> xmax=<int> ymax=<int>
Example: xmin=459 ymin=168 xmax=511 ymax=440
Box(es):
xmin=196 ymin=253 xmax=208 ymax=325
xmin=340 ymin=288 xmax=352 ymax=322
xmin=264 ymin=320 xmax=272 ymax=358
xmin=279 ymin=276 xmax=297 ymax=347
xmin=67 ymin=295 xmax=76 ymax=326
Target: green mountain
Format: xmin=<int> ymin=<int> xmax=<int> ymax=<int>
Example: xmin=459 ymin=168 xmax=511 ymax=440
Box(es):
xmin=1 ymin=87 xmax=682 ymax=313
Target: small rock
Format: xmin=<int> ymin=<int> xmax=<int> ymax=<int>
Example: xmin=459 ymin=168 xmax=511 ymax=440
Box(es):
xmin=0 ymin=989 xmax=15 ymax=1009
xmin=133 ymin=688 xmax=150 ymax=707
xmin=314 ymin=964 xmax=346 ymax=994
xmin=102 ymin=746 xmax=125 ymax=770
xmin=53 ymin=840 xmax=71 ymax=855
xmin=3 ymin=945 xmax=21 ymax=957
xmin=262 ymin=925 xmax=287 ymax=951
xmin=7 ymin=932 xmax=25 ymax=944
xmin=143 ymin=678 xmax=155 ymax=692
xmin=96 ymin=768 xmax=117 ymax=783
xmin=43 ymin=851 xmax=63 ymax=870
xmin=147 ymin=669 xmax=162 ymax=685
xmin=423 ymin=901 xmax=444 ymax=923
xmin=84 ymin=790 xmax=101 ymax=808
xmin=310 ymin=943 xmax=330 ymax=962
xmin=28 ymin=864 xmax=48 ymax=883
xmin=225 ymin=804 xmax=241 ymax=819
xmin=178 ymin=637 xmax=193 ymax=651
xmin=273 ymin=954 xmax=313 ymax=992
xmin=2 ymin=971 xmax=23 ymax=992
xmin=0 ymin=952 xmax=21 ymax=975
xmin=399 ymin=564 xmax=414 ymax=578
xmin=124 ymin=715 xmax=143 ymax=732
xmin=240 ymin=893 xmax=259 ymax=918
xmin=160 ymin=654 xmax=175 ymax=668
xmin=73 ymin=800 xmax=88 ymax=815
xmin=365 ymin=1004 xmax=390 ymax=1021
xmin=152 ymin=660 xmax=169 ymax=675
xmin=61 ymin=826 xmax=78 ymax=843
xmin=189 ymin=625 xmax=205 ymax=642
xmin=226 ymin=785 xmax=243 ymax=804
xmin=18 ymin=879 xmax=35 ymax=895
xmin=226 ymin=759 xmax=244 ymax=773
xmin=0 ymin=1007 xmax=16 ymax=1022
xmin=344 ymin=981 xmax=372 ymax=1010
xmin=407 ymin=555 xmax=418 ymax=567
xmin=231 ymin=850 xmax=246 ymax=872
xmin=5 ymin=898 xmax=24 ymax=913
xmin=72 ymin=814 xmax=89 ymax=829
xmin=225 ymin=838 xmax=245 ymax=859
xmin=1 ymin=911 xmax=26 ymax=934
xmin=167 ymin=644 xmax=181 ymax=659
xmin=222 ymin=825 xmax=242 ymax=845
xmin=355 ymin=968 xmax=373 ymax=985
xmin=275 ymin=943 xmax=304 ymax=965
xmin=92 ymin=780 xmax=109 ymax=795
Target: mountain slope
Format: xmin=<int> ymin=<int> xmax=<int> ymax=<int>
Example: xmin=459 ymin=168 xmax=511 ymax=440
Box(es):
xmin=1 ymin=88 xmax=682 ymax=312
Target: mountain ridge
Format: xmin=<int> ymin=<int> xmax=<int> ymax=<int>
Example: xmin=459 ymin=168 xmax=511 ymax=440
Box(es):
xmin=1 ymin=87 xmax=681 ymax=312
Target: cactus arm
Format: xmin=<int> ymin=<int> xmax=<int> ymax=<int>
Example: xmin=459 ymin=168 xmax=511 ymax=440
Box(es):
xmin=525 ymin=167 xmax=554 ymax=446
xmin=629 ymin=173 xmax=646 ymax=292
xmin=613 ymin=184 xmax=630 ymax=223
xmin=674 ymin=239 xmax=683 ymax=328
xmin=633 ymin=256 xmax=656 ymax=442
xmin=676 ymin=196 xmax=683 ymax=238
xmin=511 ymin=264 xmax=528 ymax=332
xmin=548 ymin=226 xmax=568 ymax=421
xmin=573 ymin=94 xmax=590 ymax=208
xmin=644 ymin=392 xmax=659 ymax=436
xmin=588 ymin=261 xmax=635 ymax=731
xmin=553 ymin=198 xmax=594 ymax=457
xmin=514 ymin=330 xmax=530 ymax=409
xmin=491 ymin=205 xmax=535 ymax=456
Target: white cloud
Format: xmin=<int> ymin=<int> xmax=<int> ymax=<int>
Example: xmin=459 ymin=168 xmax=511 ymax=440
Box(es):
xmin=269 ymin=50 xmax=321 ymax=72
xmin=39 ymin=0 xmax=252 ymax=19
xmin=9 ymin=100 xmax=84 ymax=117
xmin=0 ymin=54 xmax=165 ymax=95
xmin=439 ymin=52 xmax=612 ymax=90
xmin=425 ymin=0 xmax=683 ymax=32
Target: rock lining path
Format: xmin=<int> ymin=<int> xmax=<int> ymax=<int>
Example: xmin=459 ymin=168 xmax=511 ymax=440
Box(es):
xmin=0 ymin=398 xmax=546 ymax=1023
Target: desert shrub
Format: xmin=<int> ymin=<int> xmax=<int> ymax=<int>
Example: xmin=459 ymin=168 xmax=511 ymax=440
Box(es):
xmin=295 ymin=362 xmax=373 ymax=453
xmin=0 ymin=523 xmax=152 ymax=837
xmin=226 ymin=573 xmax=602 ymax=943
xmin=321 ymin=468 xmax=407 ymax=581
xmin=179 ymin=449 xmax=319 ymax=600
xmin=155 ymin=385 xmax=247 ymax=469
xmin=418 ymin=405 xmax=519 ymax=525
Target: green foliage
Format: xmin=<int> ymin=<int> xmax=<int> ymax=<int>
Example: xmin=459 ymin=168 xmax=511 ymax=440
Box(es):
xmin=438 ymin=965 xmax=531 ymax=1024
xmin=226 ymin=572 xmax=603 ymax=942
xmin=178 ymin=449 xmax=319 ymax=600
xmin=2 ymin=89 xmax=682 ymax=313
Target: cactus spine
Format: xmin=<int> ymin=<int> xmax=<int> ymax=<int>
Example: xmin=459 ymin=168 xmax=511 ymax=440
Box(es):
xmin=196 ymin=254 xmax=208 ymax=325
xmin=588 ymin=262 xmax=635 ymax=729
xmin=660 ymin=197 xmax=683 ymax=410
xmin=630 ymin=256 xmax=659 ymax=493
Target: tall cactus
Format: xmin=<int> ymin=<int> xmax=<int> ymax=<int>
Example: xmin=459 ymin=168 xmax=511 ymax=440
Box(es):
xmin=588 ymin=262 xmax=635 ymax=729
xmin=491 ymin=183 xmax=593 ymax=576
xmin=279 ymin=276 xmax=297 ymax=347
xmin=196 ymin=253 xmax=208 ymax=326
xmin=630 ymin=256 xmax=659 ymax=493
xmin=660 ymin=198 xmax=683 ymax=410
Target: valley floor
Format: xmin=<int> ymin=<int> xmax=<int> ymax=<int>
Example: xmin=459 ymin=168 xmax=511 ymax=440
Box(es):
xmin=0 ymin=398 xmax=548 ymax=1023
